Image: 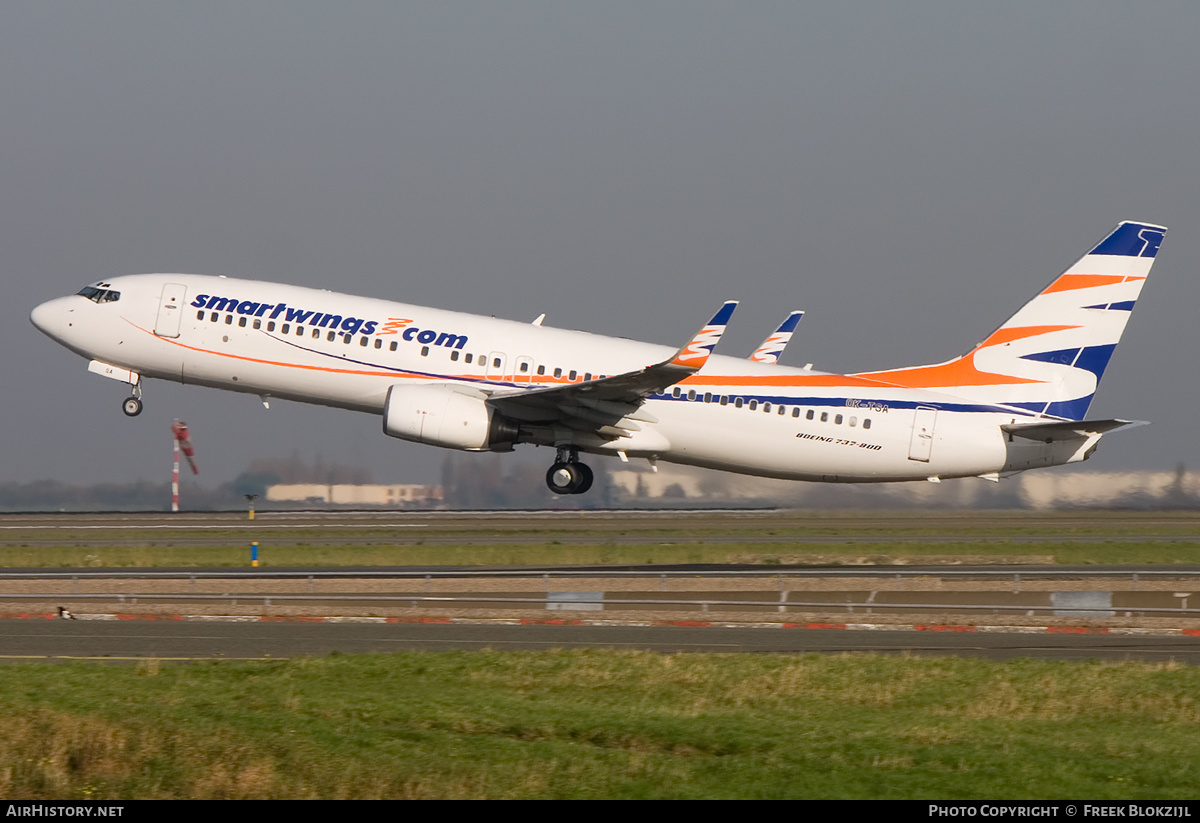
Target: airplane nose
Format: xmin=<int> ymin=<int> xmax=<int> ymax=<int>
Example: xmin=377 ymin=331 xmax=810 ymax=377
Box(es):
xmin=30 ymin=296 xmax=72 ymax=339
xmin=30 ymin=300 xmax=53 ymax=334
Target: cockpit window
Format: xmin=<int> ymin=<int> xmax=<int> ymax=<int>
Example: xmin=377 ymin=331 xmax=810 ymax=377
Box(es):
xmin=77 ymin=286 xmax=120 ymax=303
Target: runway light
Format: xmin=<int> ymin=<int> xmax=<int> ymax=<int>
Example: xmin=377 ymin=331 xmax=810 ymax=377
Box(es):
xmin=251 ymin=541 xmax=259 ymax=568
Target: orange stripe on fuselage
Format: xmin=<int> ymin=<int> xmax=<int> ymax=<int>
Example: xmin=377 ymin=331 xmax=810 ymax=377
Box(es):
xmin=129 ymin=319 xmax=431 ymax=380
xmin=852 ymin=359 xmax=1043 ymax=390
xmin=1041 ymin=274 xmax=1144 ymax=294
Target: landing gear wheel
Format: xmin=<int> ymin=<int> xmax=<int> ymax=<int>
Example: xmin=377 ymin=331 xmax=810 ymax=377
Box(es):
xmin=574 ymin=462 xmax=594 ymax=495
xmin=545 ymin=461 xmax=594 ymax=495
xmin=122 ymin=397 xmax=143 ymax=417
xmin=546 ymin=462 xmax=579 ymax=495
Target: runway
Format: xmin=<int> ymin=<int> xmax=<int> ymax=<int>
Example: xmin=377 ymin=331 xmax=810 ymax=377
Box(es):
xmin=3 ymin=619 xmax=1200 ymax=663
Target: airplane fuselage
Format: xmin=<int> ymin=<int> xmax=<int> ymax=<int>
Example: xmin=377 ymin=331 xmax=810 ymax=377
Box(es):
xmin=31 ymin=272 xmax=1075 ymax=485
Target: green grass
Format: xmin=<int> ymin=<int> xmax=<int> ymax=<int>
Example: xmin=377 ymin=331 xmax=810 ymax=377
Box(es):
xmin=2 ymin=539 xmax=1198 ymax=567
xmin=1 ymin=651 xmax=1198 ymax=799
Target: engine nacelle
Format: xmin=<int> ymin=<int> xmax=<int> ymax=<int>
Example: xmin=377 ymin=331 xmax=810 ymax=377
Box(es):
xmin=383 ymin=384 xmax=519 ymax=451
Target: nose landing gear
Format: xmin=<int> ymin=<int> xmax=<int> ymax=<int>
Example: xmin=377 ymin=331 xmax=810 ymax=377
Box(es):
xmin=545 ymin=447 xmax=594 ymax=495
xmin=122 ymin=384 xmax=144 ymax=417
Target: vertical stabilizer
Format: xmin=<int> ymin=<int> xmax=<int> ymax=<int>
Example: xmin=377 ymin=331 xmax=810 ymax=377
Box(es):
xmin=853 ymin=222 xmax=1166 ymax=419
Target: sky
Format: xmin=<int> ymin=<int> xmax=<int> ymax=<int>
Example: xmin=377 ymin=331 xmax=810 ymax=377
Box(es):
xmin=2 ymin=2 xmax=1198 ymax=489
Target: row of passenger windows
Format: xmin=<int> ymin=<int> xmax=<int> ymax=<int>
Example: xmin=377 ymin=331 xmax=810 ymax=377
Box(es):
xmin=198 ymin=311 xmax=602 ymax=380
xmin=668 ymin=386 xmax=873 ymax=428
xmin=196 ymin=311 xmax=862 ymax=420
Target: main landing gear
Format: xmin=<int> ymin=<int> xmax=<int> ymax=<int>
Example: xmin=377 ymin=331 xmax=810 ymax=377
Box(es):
xmin=546 ymin=447 xmax=593 ymax=495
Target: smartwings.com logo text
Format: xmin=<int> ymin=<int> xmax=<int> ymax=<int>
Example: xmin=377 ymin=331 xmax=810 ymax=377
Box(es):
xmin=190 ymin=294 xmax=469 ymax=349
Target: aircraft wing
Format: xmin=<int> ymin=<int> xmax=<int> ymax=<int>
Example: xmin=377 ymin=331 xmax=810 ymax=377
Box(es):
xmin=487 ymin=301 xmax=737 ymax=434
xmin=749 ymin=310 xmax=804 ymax=364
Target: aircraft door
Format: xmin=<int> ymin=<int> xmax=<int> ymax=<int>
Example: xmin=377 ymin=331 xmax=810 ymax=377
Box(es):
xmin=154 ymin=284 xmax=187 ymax=339
xmin=908 ymin=406 xmax=937 ymax=462
xmin=485 ymin=352 xmax=508 ymax=382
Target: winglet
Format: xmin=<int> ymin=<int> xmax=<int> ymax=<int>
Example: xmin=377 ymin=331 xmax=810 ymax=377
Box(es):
xmin=749 ymin=310 xmax=804 ymax=364
xmin=668 ymin=301 xmax=738 ymax=369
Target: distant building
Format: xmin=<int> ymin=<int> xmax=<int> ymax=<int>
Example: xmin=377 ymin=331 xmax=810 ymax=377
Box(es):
xmin=610 ymin=465 xmax=1200 ymax=510
xmin=266 ymin=483 xmax=443 ymax=507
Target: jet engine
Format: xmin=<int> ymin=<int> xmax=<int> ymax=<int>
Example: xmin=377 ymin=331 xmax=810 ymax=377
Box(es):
xmin=382 ymin=384 xmax=519 ymax=451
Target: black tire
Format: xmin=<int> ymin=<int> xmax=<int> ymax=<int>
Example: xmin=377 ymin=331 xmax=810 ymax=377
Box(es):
xmin=546 ymin=462 xmax=577 ymax=495
xmin=122 ymin=397 xmax=143 ymax=417
xmin=574 ymin=462 xmax=594 ymax=495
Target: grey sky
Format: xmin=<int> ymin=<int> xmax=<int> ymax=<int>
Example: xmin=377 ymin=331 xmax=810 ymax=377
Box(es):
xmin=3 ymin=2 xmax=1196 ymax=487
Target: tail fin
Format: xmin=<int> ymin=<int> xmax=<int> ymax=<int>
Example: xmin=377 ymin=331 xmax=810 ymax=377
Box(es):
xmin=853 ymin=221 xmax=1166 ymax=419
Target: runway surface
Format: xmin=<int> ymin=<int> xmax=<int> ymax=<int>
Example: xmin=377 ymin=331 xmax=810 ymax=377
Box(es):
xmin=3 ymin=619 xmax=1200 ymax=663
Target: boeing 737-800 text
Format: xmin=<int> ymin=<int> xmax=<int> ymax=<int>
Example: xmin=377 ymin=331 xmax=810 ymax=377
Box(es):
xmin=30 ymin=221 xmax=1165 ymax=494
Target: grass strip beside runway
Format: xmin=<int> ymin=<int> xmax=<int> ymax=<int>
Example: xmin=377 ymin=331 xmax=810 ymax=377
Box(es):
xmin=1 ymin=650 xmax=1198 ymax=799
xmin=0 ymin=539 xmax=1197 ymax=567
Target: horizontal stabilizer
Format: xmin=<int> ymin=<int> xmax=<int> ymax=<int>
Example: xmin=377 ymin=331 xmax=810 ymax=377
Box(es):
xmin=1001 ymin=418 xmax=1147 ymax=443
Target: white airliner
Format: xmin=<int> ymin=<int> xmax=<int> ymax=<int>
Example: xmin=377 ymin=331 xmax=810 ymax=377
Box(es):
xmin=30 ymin=221 xmax=1165 ymax=495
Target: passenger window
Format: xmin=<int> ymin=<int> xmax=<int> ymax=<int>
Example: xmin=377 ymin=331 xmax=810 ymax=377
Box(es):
xmin=568 ymin=369 xmax=577 ymax=380
xmin=327 ymin=331 xmax=335 ymax=341
xmin=495 ymin=358 xmax=503 ymax=369
xmin=820 ymin=412 xmax=828 ymax=422
xmin=792 ymin=408 xmax=800 ymax=418
xmin=719 ymin=396 xmax=728 ymax=406
xmin=849 ymin=417 xmax=857 ymax=427
xmin=390 ymin=341 xmax=398 ymax=351
xmin=196 ymin=311 xmax=205 ymax=320
xmin=360 ymin=337 xmax=369 ymax=346
xmin=282 ymin=323 xmax=290 ymax=334
xmin=704 ymin=392 xmax=712 ymax=403
xmin=451 ymin=350 xmax=459 ymax=361
xmin=519 ymin=362 xmax=529 ymax=372
xmin=466 ymin=354 xmax=474 ymax=364
xmin=749 ymin=400 xmax=758 ymax=410
xmin=734 ymin=397 xmax=744 ymax=408
xmin=778 ymin=406 xmax=785 ymax=415
xmin=863 ymin=419 xmax=872 ymax=430
xmin=226 ymin=315 xmax=233 ymax=325
xmin=672 ymin=387 xmax=681 ymax=398
xmin=267 ymin=321 xmax=275 ymax=331
xmin=375 ymin=338 xmax=382 ymax=348
xmin=537 ymin=365 xmax=545 ymax=375
xmin=687 ymin=390 xmax=696 ymax=401
xmin=239 ymin=317 xmax=247 ymax=327
xmin=211 ymin=313 xmax=219 ymax=322
xmin=835 ymin=414 xmax=843 ymax=425
xmin=763 ymin=403 xmax=771 ymax=413
xmin=553 ymin=367 xmax=561 ymax=378
xmin=421 ymin=346 xmax=430 ymax=357
xmin=806 ymin=409 xmax=814 ymax=420
xmin=253 ymin=319 xmax=261 ymax=330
